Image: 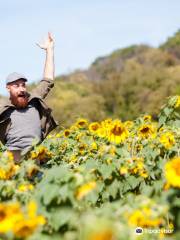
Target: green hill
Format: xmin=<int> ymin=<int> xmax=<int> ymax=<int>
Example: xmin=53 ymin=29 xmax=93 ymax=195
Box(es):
xmin=160 ymin=29 xmax=180 ymax=59
xmin=45 ymin=30 xmax=180 ymax=128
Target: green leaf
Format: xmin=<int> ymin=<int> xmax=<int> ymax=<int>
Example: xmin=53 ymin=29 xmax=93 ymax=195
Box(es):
xmin=139 ymin=182 xmax=153 ymax=196
xmin=98 ymin=164 xmax=113 ymax=179
xmin=158 ymin=115 xmax=167 ymax=125
xmin=50 ymin=207 xmax=74 ymax=231
xmin=164 ymin=107 xmax=172 ymax=117
xmin=107 ymin=179 xmax=119 ymax=199
xmin=127 ymin=175 xmax=141 ymax=189
xmin=42 ymin=184 xmax=60 ymax=205
xmin=154 ymin=180 xmax=164 ymax=193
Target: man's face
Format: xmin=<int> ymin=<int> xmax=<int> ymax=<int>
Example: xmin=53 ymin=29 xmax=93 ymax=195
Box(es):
xmin=6 ymin=79 xmax=28 ymax=108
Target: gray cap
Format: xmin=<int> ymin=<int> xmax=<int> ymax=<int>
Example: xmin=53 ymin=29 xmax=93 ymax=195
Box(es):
xmin=6 ymin=72 xmax=28 ymax=85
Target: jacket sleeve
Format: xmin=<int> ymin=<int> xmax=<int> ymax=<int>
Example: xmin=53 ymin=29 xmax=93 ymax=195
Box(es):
xmin=30 ymin=78 xmax=54 ymax=99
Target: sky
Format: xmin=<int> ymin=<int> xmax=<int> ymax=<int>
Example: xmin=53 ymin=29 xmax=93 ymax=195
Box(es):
xmin=0 ymin=0 xmax=180 ymax=96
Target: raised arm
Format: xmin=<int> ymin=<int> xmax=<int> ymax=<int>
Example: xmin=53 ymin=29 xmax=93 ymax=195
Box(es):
xmin=31 ymin=33 xmax=55 ymax=99
xmin=37 ymin=32 xmax=54 ymax=80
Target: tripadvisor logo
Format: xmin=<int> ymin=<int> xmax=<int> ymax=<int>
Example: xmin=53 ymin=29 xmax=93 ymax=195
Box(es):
xmin=135 ymin=227 xmax=143 ymax=235
xmin=135 ymin=227 xmax=174 ymax=235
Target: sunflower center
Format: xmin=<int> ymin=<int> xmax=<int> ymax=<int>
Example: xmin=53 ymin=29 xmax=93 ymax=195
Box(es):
xmin=0 ymin=211 xmax=6 ymax=221
xmin=78 ymin=121 xmax=86 ymax=126
xmin=141 ymin=127 xmax=150 ymax=134
xmin=92 ymin=124 xmax=99 ymax=130
xmin=64 ymin=130 xmax=70 ymax=137
xmin=16 ymin=225 xmax=34 ymax=237
xmin=111 ymin=125 xmax=124 ymax=136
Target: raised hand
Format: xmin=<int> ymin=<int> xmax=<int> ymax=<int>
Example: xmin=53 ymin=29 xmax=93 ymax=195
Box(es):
xmin=36 ymin=32 xmax=54 ymax=50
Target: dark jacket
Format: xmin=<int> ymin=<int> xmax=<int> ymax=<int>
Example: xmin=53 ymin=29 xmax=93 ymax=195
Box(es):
xmin=0 ymin=78 xmax=58 ymax=145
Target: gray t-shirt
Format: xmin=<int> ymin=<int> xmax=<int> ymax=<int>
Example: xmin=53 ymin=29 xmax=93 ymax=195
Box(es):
xmin=6 ymin=103 xmax=42 ymax=151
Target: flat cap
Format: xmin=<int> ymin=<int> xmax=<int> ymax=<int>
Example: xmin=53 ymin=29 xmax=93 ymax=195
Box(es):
xmin=6 ymin=72 xmax=28 ymax=85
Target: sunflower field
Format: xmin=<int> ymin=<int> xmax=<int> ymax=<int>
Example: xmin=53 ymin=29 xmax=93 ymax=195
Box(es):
xmin=0 ymin=96 xmax=180 ymax=240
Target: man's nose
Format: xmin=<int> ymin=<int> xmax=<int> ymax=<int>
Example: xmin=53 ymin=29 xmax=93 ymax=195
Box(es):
xmin=19 ymin=86 xmax=26 ymax=92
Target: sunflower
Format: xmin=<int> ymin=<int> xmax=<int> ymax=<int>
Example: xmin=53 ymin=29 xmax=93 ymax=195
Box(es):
xmin=88 ymin=229 xmax=114 ymax=240
xmin=138 ymin=124 xmax=156 ymax=139
xmin=55 ymin=133 xmax=61 ymax=138
xmin=175 ymin=96 xmax=180 ymax=108
xmin=124 ymin=120 xmax=134 ymax=129
xmin=165 ymin=157 xmax=180 ymax=188
xmin=119 ymin=166 xmax=128 ymax=175
xmin=89 ymin=122 xmax=101 ymax=133
xmin=69 ymin=155 xmax=77 ymax=163
xmin=128 ymin=209 xmax=163 ymax=228
xmin=12 ymin=201 xmax=45 ymax=238
xmin=78 ymin=143 xmax=87 ymax=155
xmin=0 ymin=203 xmax=23 ymax=234
xmin=26 ymin=164 xmax=39 ymax=179
xmin=107 ymin=120 xmax=129 ymax=144
xmin=101 ymin=118 xmax=113 ymax=128
xmin=0 ymin=201 xmax=45 ymax=238
xmin=135 ymin=143 xmax=143 ymax=152
xmin=127 ymin=196 xmax=168 ymax=228
xmin=97 ymin=127 xmax=108 ymax=138
xmin=90 ymin=142 xmax=98 ymax=151
xmin=76 ymin=118 xmax=88 ymax=128
xmin=160 ymin=132 xmax=175 ymax=149
xmin=13 ymin=219 xmax=37 ymax=238
xmin=76 ymin=181 xmax=96 ymax=200
xmin=31 ymin=146 xmax=52 ymax=163
xmin=0 ymin=153 xmax=19 ymax=180
xmin=139 ymin=171 xmax=148 ymax=178
xmin=143 ymin=115 xmax=152 ymax=122
xmin=64 ymin=129 xmax=71 ymax=137
xmin=18 ymin=184 xmax=34 ymax=192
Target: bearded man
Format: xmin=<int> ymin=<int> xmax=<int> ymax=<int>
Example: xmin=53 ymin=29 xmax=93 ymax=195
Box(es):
xmin=0 ymin=33 xmax=58 ymax=162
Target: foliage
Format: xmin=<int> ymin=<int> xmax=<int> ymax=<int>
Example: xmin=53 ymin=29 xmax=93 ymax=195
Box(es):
xmin=160 ymin=29 xmax=180 ymax=59
xmin=0 ymin=96 xmax=180 ymax=239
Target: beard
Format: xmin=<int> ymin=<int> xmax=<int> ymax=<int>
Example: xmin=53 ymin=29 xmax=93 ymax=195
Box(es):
xmin=10 ymin=93 xmax=29 ymax=109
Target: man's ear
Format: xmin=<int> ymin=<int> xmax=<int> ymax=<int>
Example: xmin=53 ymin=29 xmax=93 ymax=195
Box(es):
xmin=6 ymin=84 xmax=10 ymax=93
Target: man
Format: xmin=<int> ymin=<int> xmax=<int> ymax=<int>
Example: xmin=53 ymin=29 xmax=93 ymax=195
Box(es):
xmin=0 ymin=33 xmax=58 ymax=162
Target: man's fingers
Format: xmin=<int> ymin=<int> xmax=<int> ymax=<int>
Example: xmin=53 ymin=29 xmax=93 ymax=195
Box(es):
xmin=48 ymin=32 xmax=54 ymax=42
xmin=36 ymin=42 xmax=41 ymax=48
xmin=36 ymin=43 xmax=44 ymax=49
